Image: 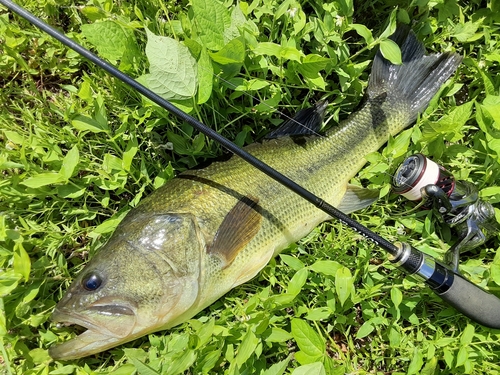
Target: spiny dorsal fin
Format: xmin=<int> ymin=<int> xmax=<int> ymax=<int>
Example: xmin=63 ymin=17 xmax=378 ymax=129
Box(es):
xmin=208 ymin=195 xmax=262 ymax=268
xmin=337 ymin=184 xmax=379 ymax=214
xmin=265 ymin=101 xmax=328 ymax=139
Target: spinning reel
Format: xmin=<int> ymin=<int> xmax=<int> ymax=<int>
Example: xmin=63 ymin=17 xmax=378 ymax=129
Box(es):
xmin=392 ymin=154 xmax=499 ymax=273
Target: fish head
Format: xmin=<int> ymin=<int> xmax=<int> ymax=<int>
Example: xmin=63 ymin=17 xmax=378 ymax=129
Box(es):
xmin=49 ymin=212 xmax=204 ymax=360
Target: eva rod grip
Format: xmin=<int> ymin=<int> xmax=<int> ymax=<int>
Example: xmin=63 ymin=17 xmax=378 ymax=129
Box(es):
xmin=391 ymin=242 xmax=500 ymax=328
xmin=435 ymin=272 xmax=500 ymax=329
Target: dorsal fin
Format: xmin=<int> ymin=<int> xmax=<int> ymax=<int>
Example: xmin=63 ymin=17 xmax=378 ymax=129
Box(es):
xmin=208 ymin=195 xmax=262 ymax=268
xmin=265 ymin=101 xmax=328 ymax=139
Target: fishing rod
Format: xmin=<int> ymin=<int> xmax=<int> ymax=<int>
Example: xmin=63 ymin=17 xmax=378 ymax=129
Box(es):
xmin=3 ymin=0 xmax=500 ymax=328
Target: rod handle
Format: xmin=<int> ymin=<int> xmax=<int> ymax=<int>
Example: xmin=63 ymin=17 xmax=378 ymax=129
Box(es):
xmin=392 ymin=242 xmax=500 ymax=328
xmin=435 ymin=272 xmax=500 ymax=329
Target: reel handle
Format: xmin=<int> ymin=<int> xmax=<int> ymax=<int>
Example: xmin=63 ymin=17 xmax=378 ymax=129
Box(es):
xmin=391 ymin=243 xmax=500 ymax=329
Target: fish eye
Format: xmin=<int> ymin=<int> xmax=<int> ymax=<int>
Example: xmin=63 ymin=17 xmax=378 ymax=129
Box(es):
xmin=81 ymin=273 xmax=102 ymax=291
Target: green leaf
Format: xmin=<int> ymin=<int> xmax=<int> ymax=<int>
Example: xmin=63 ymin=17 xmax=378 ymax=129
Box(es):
xmin=287 ymin=267 xmax=308 ymax=295
xmin=145 ymin=30 xmax=197 ymax=100
xmin=72 ymin=114 xmax=109 ymax=133
xmin=81 ymin=21 xmax=137 ymax=62
xmin=209 ymin=36 xmax=246 ymax=65
xmin=356 ymin=321 xmax=374 ymax=339
xmin=14 ymin=241 xmax=30 ymax=282
xmin=379 ymin=39 xmax=402 ymax=65
xmin=21 ymin=172 xmax=64 ymax=188
xmin=279 ymin=254 xmax=304 ymax=270
xmin=122 ymin=135 xmax=138 ymax=172
xmin=407 ymin=347 xmax=424 ymax=375
xmin=166 ymin=350 xmax=197 ymax=375
xmin=351 ymin=24 xmax=374 ymax=44
xmin=390 ymin=287 xmax=403 ymax=308
xmin=291 ymin=362 xmax=326 ymax=375
xmin=455 ymin=346 xmax=469 ymax=367
xmin=265 ymin=328 xmax=293 ymax=343
xmin=291 ymin=319 xmax=325 ymax=363
xmin=262 ymin=354 xmax=292 ymax=375
xmin=234 ymin=329 xmax=259 ymax=367
xmin=460 ymin=324 xmax=475 ymax=346
xmin=192 ymin=0 xmax=231 ymax=50
xmin=310 ymin=260 xmax=342 ymax=276
xmin=59 ymin=146 xmax=80 ymax=180
xmin=452 ymin=21 xmax=480 ymax=42
xmin=197 ymin=48 xmax=214 ymax=104
xmin=129 ymin=358 xmax=160 ymax=375
xmin=0 ymin=270 xmax=21 ymax=297
xmin=335 ymin=267 xmax=354 ymax=306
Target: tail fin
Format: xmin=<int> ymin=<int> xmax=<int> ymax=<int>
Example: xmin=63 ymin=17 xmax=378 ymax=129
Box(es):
xmin=368 ymin=26 xmax=462 ymax=121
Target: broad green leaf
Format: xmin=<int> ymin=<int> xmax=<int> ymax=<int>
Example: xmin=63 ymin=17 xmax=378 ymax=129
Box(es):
xmin=59 ymin=146 xmax=80 ymax=180
xmin=146 ymin=30 xmax=197 ymax=100
xmin=407 ymin=347 xmax=424 ymax=375
xmin=356 ymin=321 xmax=374 ymax=339
xmin=108 ymin=364 xmax=137 ymax=375
xmin=265 ymin=328 xmax=293 ymax=343
xmin=224 ymin=4 xmax=246 ymax=42
xmin=0 ymin=270 xmax=21 ymax=297
xmin=21 ymin=172 xmax=64 ymax=188
xmin=452 ymin=21 xmax=480 ymax=42
xmin=166 ymin=349 xmax=197 ymax=375
xmin=310 ymin=260 xmax=342 ymax=276
xmin=351 ymin=24 xmax=374 ymax=44
xmin=305 ymin=307 xmax=332 ymax=321
xmin=3 ymin=130 xmax=24 ymax=144
xmin=335 ymin=267 xmax=354 ymax=306
xmin=423 ymin=101 xmax=473 ymax=142
xmin=291 ymin=319 xmax=325 ymax=362
xmin=379 ymin=39 xmax=402 ymax=65
xmin=122 ymin=135 xmax=138 ymax=172
xmin=287 ymin=267 xmax=308 ymax=295
xmin=81 ymin=21 xmax=137 ymax=62
xmin=253 ymin=42 xmax=283 ymax=57
xmin=420 ymin=356 xmax=438 ymax=375
xmin=197 ymin=48 xmax=213 ymax=104
xmin=129 ymin=358 xmax=160 ymax=375
xmin=279 ymin=254 xmax=304 ymax=270
xmin=455 ymin=346 xmax=469 ymax=367
xmin=460 ymin=324 xmax=475 ymax=346
xmin=14 ymin=241 xmax=30 ymax=282
xmin=234 ymin=329 xmax=259 ymax=367
xmin=262 ymin=354 xmax=292 ymax=375
xmin=72 ymin=114 xmax=109 ymax=133
xmin=390 ymin=287 xmax=403 ymax=308
xmin=209 ymin=37 xmax=246 ymax=65
xmin=291 ymin=362 xmax=326 ymax=375
xmin=192 ymin=0 xmax=231 ymax=50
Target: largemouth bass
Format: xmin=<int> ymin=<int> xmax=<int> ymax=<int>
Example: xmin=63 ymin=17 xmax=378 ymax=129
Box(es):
xmin=49 ymin=28 xmax=461 ymax=360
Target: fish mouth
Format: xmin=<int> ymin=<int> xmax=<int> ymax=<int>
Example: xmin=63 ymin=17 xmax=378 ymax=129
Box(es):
xmin=49 ymin=303 xmax=139 ymax=360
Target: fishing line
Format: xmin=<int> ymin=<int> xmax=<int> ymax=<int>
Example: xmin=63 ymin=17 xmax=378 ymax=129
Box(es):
xmin=4 ymin=0 xmax=500 ymax=329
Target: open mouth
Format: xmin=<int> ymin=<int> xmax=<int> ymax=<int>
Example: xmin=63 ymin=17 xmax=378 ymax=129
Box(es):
xmin=49 ymin=306 xmax=139 ymax=360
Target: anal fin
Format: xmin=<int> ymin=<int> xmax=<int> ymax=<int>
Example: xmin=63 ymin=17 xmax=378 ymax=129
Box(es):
xmin=208 ymin=195 xmax=262 ymax=268
xmin=337 ymin=184 xmax=379 ymax=214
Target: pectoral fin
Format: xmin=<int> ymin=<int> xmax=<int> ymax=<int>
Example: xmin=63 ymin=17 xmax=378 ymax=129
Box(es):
xmin=337 ymin=184 xmax=379 ymax=214
xmin=208 ymin=195 xmax=262 ymax=268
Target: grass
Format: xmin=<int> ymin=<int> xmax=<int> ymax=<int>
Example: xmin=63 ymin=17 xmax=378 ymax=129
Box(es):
xmin=1 ymin=0 xmax=500 ymax=374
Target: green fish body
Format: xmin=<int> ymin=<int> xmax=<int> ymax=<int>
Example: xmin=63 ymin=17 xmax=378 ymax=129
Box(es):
xmin=49 ymin=29 xmax=461 ymax=360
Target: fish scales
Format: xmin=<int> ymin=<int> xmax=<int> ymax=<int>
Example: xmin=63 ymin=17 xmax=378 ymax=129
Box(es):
xmin=49 ymin=28 xmax=462 ymax=359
